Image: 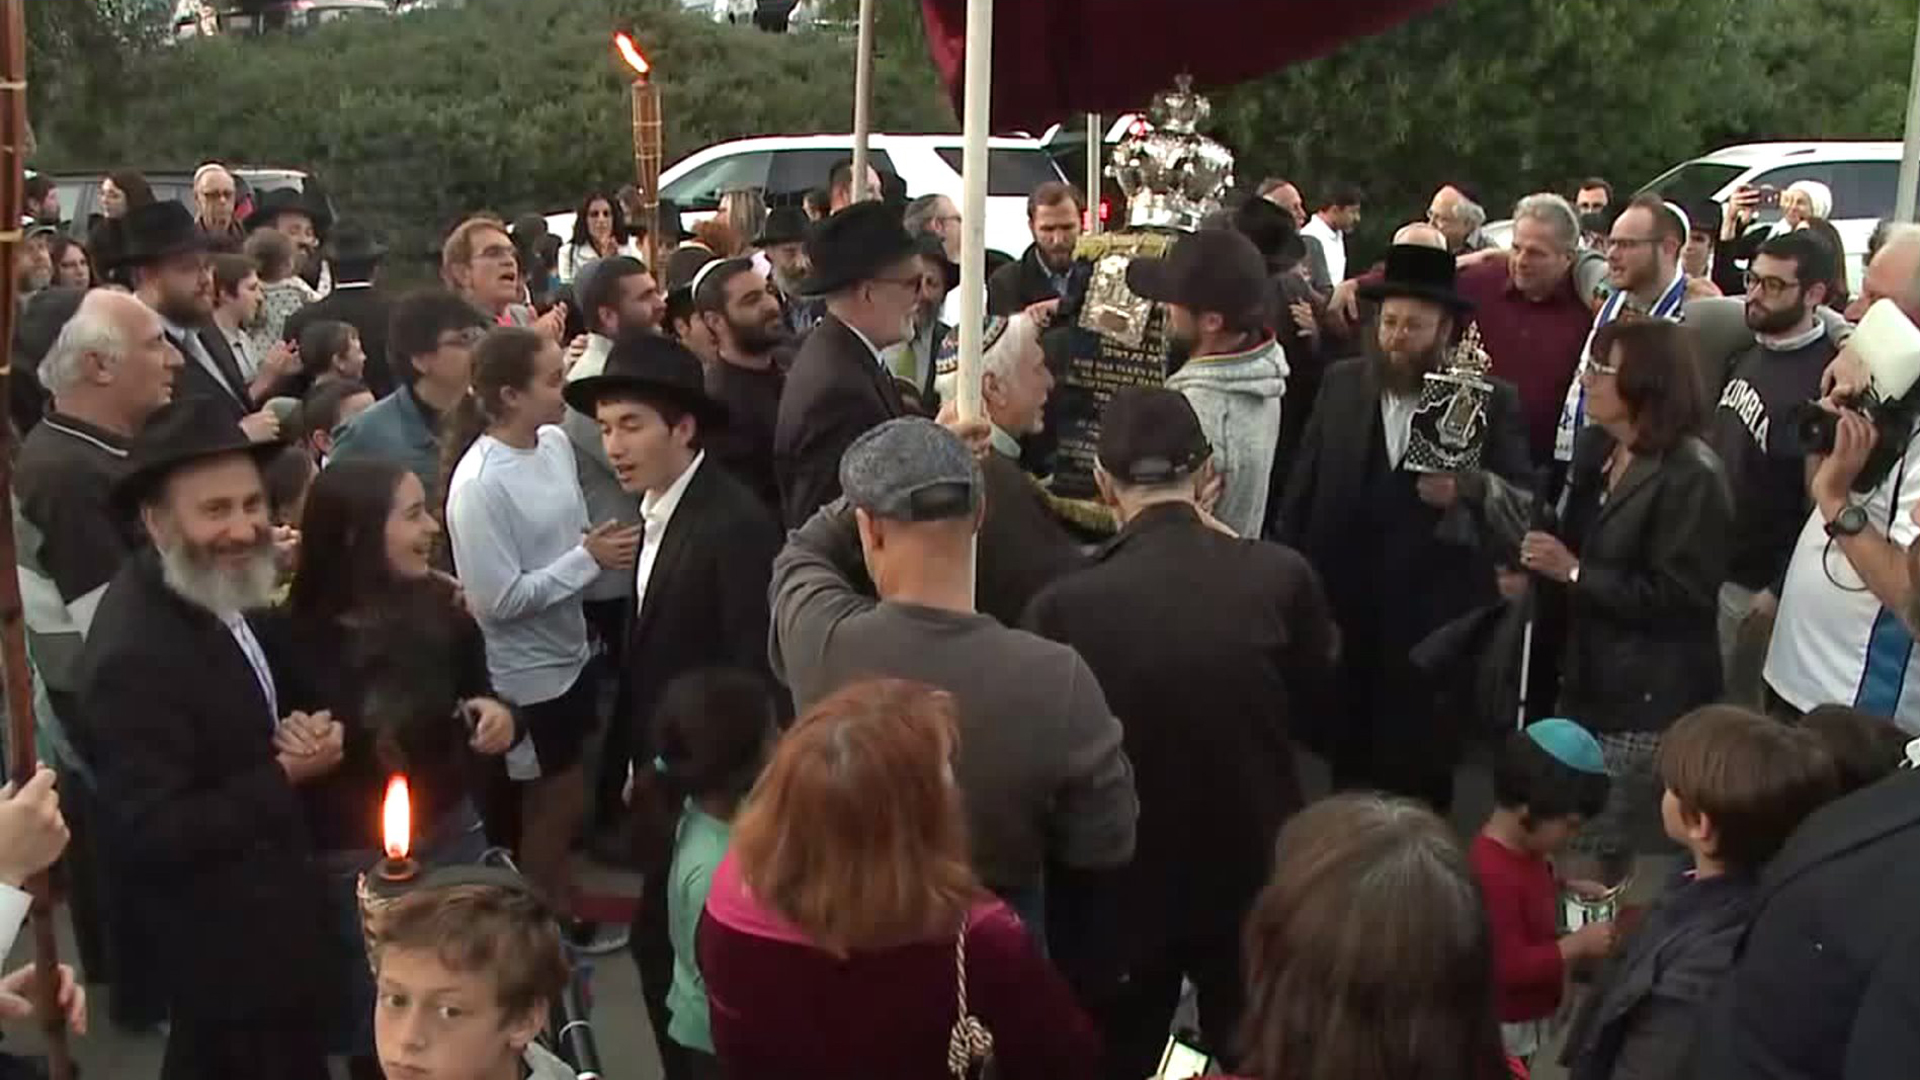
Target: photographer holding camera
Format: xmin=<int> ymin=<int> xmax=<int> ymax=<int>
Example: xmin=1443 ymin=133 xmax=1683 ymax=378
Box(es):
xmin=1763 ymin=226 xmax=1920 ymax=727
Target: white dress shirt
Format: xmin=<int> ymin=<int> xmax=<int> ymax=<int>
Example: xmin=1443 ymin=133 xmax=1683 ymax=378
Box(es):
xmin=1381 ymin=391 xmax=1419 ymax=468
xmin=843 ymin=321 xmax=890 ymax=370
xmin=635 ymin=451 xmax=706 ymax=618
xmin=1301 ymin=213 xmax=1346 ymax=284
xmin=223 ymin=613 xmax=279 ymax=727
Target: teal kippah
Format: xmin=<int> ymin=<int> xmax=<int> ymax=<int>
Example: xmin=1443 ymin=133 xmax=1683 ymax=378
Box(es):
xmin=1524 ymin=718 xmax=1608 ymax=776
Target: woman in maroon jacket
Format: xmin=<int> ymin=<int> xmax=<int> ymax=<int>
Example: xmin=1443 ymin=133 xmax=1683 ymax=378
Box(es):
xmin=699 ymin=678 xmax=1098 ymax=1080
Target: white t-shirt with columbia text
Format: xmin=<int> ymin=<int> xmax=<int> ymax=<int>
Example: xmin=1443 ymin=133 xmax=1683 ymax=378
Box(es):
xmin=1766 ymin=433 xmax=1920 ymax=731
xmin=445 ymin=426 xmax=599 ymax=707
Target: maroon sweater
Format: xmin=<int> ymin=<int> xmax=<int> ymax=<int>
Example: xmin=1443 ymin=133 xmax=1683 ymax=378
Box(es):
xmin=1470 ymin=833 xmax=1566 ymax=1022
xmin=699 ymin=853 xmax=1099 ymax=1079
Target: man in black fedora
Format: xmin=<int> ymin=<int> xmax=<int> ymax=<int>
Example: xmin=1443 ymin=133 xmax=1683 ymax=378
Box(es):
xmin=123 ymin=200 xmax=282 ymax=440
xmin=246 ymin=186 xmax=334 ymax=293
xmin=1277 ymin=243 xmax=1531 ymax=810
xmin=564 ymin=333 xmax=783 ymax=1077
xmin=282 ymin=221 xmax=396 ymax=396
xmin=756 ymin=205 xmax=818 ymax=335
xmin=773 ymin=200 xmax=922 ymax=527
xmin=73 ymin=396 xmax=343 ymax=1080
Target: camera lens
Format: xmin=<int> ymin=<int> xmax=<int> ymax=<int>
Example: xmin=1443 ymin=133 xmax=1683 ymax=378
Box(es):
xmin=1791 ymin=402 xmax=1840 ymax=455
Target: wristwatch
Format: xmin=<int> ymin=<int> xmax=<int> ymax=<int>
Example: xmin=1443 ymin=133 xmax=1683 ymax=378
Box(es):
xmin=1826 ymin=504 xmax=1871 ymax=539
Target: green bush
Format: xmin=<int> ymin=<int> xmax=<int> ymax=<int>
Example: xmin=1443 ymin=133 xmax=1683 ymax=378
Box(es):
xmin=32 ymin=0 xmax=953 ymax=276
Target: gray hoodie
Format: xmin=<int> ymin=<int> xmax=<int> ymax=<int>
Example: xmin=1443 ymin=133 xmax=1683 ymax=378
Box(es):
xmin=1166 ymin=336 xmax=1289 ymax=538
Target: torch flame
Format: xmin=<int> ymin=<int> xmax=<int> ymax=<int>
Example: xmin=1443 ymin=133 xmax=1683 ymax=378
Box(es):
xmin=383 ymin=775 xmax=411 ymax=861
xmin=614 ymin=32 xmax=650 ymax=76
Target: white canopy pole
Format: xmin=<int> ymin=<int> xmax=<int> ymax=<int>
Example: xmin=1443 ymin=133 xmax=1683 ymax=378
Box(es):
xmin=1085 ymin=112 xmax=1102 ymax=235
xmin=1898 ymin=7 xmax=1920 ymax=224
xmin=955 ymin=0 xmax=993 ymax=425
xmin=850 ymin=0 xmax=877 ymax=201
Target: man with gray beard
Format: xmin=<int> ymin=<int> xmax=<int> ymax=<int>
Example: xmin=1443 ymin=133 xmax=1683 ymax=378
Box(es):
xmin=73 ymin=396 xmax=344 ymax=1080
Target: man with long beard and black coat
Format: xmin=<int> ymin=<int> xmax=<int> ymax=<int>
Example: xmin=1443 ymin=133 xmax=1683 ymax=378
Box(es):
xmin=73 ymin=397 xmax=343 ymax=1079
xmin=1277 ymin=244 xmax=1531 ymax=810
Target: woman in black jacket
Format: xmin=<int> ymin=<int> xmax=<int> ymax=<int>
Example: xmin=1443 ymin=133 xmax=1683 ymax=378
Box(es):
xmin=1520 ymin=318 xmax=1732 ymax=867
xmin=261 ymin=458 xmax=518 ymax=1078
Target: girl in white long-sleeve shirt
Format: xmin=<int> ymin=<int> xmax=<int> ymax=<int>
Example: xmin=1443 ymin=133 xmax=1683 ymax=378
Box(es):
xmin=442 ymin=327 xmax=640 ymax=923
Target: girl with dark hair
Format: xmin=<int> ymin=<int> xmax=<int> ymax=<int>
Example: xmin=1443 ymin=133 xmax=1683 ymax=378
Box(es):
xmin=47 ymin=234 xmax=92 ymax=289
xmin=442 ymin=326 xmax=640 ymax=946
xmin=558 ymin=190 xmax=639 ymax=283
xmin=1802 ymin=217 xmax=1852 ymax=313
xmin=1520 ymin=318 xmax=1733 ymax=871
xmin=263 ymin=458 xmax=519 ymax=1078
xmin=99 ymin=170 xmax=154 ymax=219
xmin=294 ymin=318 xmax=366 ymax=394
xmin=1237 ymin=793 xmax=1516 ymax=1080
xmin=627 ymin=668 xmax=779 ymax=1079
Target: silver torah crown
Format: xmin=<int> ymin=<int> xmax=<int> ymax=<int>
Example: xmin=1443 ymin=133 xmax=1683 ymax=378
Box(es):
xmin=1107 ymin=75 xmax=1235 ymax=233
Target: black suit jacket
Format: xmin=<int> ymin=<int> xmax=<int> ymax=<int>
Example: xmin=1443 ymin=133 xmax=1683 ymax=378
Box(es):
xmin=1700 ymin=768 xmax=1920 ymax=1080
xmin=1023 ymin=504 xmax=1337 ymax=960
xmin=1555 ymin=428 xmax=1731 ymax=732
xmin=72 ymin=550 xmax=330 ymax=1020
xmin=283 ymin=283 xmax=395 ymax=397
xmin=773 ymin=314 xmax=907 ymax=528
xmin=171 ymin=323 xmax=253 ymax=421
xmin=623 ymin=459 xmax=787 ymax=759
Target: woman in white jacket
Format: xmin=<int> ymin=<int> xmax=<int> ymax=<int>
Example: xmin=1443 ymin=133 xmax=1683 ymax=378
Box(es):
xmin=557 ymin=190 xmax=641 ymax=284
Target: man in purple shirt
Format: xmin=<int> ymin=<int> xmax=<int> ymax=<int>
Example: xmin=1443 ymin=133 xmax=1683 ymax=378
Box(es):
xmin=1455 ymin=193 xmax=1596 ymax=466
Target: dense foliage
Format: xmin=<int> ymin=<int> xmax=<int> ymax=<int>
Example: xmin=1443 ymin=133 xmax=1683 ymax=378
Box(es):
xmin=24 ymin=0 xmax=1920 ymax=273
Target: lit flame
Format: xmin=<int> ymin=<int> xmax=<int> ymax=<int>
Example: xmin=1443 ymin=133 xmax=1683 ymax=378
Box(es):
xmin=383 ymin=775 xmax=411 ymax=861
xmin=614 ymin=32 xmax=650 ymax=76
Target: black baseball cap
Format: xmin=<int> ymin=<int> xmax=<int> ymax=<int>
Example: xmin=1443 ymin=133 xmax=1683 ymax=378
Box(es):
xmin=1097 ymin=386 xmax=1212 ymax=486
xmin=1124 ymin=228 xmax=1268 ymax=317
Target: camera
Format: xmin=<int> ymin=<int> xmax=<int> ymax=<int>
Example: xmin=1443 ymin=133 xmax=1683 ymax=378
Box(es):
xmin=1793 ymin=299 xmax=1920 ymax=491
xmin=1792 ymin=392 xmax=1918 ymax=494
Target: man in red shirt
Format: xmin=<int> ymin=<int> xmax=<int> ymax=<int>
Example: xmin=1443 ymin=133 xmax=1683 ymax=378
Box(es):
xmin=1455 ymin=193 xmax=1597 ymax=466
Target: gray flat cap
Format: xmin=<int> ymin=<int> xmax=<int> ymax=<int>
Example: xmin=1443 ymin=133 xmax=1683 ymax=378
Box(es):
xmin=840 ymin=417 xmax=982 ymax=522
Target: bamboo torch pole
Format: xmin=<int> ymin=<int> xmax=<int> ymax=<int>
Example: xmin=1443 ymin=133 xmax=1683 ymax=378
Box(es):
xmin=617 ymin=33 xmax=663 ymax=276
xmin=0 ymin=3 xmax=75 ymax=1077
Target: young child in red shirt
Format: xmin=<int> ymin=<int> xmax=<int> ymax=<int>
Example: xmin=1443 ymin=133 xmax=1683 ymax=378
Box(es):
xmin=1472 ymin=718 xmax=1616 ymax=1060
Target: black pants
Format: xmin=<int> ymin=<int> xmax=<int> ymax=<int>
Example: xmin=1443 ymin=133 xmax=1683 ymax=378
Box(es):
xmin=161 ymin=1012 xmax=327 ymax=1080
xmin=686 ymin=1047 xmax=725 ymax=1080
xmin=1330 ymin=648 xmax=1456 ymax=812
xmin=1093 ymin=923 xmax=1244 ymax=1080
xmin=584 ymin=597 xmax=632 ymax=833
xmin=631 ymin=869 xmax=689 ymax=1080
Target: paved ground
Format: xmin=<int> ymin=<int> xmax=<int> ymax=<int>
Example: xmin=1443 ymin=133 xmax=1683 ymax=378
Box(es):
xmin=0 ymin=749 xmax=1662 ymax=1078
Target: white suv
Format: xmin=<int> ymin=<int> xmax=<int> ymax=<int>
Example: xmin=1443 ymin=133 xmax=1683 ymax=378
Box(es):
xmin=1637 ymin=141 xmax=1904 ymax=290
xmin=547 ymin=133 xmax=1067 ymax=261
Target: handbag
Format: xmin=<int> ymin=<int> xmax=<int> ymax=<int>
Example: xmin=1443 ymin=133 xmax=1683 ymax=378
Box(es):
xmin=946 ymin=914 xmax=997 ymax=1079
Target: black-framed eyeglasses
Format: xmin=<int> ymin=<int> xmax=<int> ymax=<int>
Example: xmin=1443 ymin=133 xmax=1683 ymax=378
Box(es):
xmin=1743 ymin=271 xmax=1801 ymax=298
xmin=870 ymin=274 xmax=923 ymax=292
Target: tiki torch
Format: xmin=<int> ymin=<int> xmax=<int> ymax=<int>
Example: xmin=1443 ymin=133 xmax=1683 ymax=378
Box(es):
xmin=356 ymin=775 xmax=419 ymax=957
xmin=0 ymin=4 xmax=74 ymax=1076
xmin=615 ymin=32 xmax=663 ymax=277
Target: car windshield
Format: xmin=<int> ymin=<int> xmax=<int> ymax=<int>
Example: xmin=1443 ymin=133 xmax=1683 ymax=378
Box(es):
xmin=934 ymin=148 xmax=1065 ymax=197
xmin=1639 ymin=161 xmax=1744 ymax=207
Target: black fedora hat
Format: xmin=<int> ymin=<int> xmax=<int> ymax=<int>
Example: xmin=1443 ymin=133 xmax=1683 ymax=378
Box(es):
xmin=796 ymin=201 xmax=916 ymax=297
xmin=118 ymin=201 xmax=210 ymax=266
xmin=754 ymin=205 xmax=810 ymax=248
xmin=564 ymin=332 xmax=729 ymax=430
xmin=113 ymin=397 xmax=282 ymax=514
xmin=324 ymin=221 xmax=387 ymax=264
xmin=1357 ymin=244 xmax=1473 ymax=314
xmin=245 ymin=186 xmax=334 ymax=236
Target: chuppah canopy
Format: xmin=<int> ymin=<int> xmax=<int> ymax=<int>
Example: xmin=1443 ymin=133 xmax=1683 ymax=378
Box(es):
xmin=918 ymin=0 xmax=1453 ymax=133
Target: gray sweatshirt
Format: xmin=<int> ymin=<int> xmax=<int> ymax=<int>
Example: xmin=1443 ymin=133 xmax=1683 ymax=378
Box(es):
xmin=1167 ymin=336 xmax=1289 ymax=539
xmin=769 ymin=501 xmax=1138 ymax=890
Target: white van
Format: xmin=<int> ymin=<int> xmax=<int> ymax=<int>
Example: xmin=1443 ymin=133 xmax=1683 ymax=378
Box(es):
xmin=1637 ymin=141 xmax=1905 ymax=290
xmin=546 ymin=133 xmax=1067 ymax=261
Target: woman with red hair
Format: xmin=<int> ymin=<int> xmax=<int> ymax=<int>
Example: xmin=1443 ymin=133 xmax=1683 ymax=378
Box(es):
xmin=699 ymin=678 xmax=1097 ymax=1079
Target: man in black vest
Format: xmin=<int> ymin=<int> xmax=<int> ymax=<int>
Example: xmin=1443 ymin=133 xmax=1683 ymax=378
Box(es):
xmin=122 ymin=201 xmax=281 ymax=442
xmin=1278 ymin=244 xmax=1531 ymax=810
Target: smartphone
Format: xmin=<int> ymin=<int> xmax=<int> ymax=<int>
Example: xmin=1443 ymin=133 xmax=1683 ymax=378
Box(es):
xmin=1756 ymin=185 xmax=1781 ymax=208
xmin=1156 ymin=1037 xmax=1214 ymax=1079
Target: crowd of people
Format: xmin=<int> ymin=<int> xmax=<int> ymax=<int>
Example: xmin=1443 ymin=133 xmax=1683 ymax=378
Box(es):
xmin=4 ymin=147 xmax=1920 ymax=1080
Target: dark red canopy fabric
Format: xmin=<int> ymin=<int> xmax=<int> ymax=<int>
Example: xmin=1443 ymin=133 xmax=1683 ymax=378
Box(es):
xmin=919 ymin=0 xmax=1452 ymax=132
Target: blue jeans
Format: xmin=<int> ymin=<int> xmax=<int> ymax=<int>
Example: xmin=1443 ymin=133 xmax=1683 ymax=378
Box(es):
xmin=321 ymin=801 xmax=489 ymax=1056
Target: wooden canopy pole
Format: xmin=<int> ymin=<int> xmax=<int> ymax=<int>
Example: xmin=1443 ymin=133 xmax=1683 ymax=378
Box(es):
xmin=0 ymin=3 xmax=75 ymax=1076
